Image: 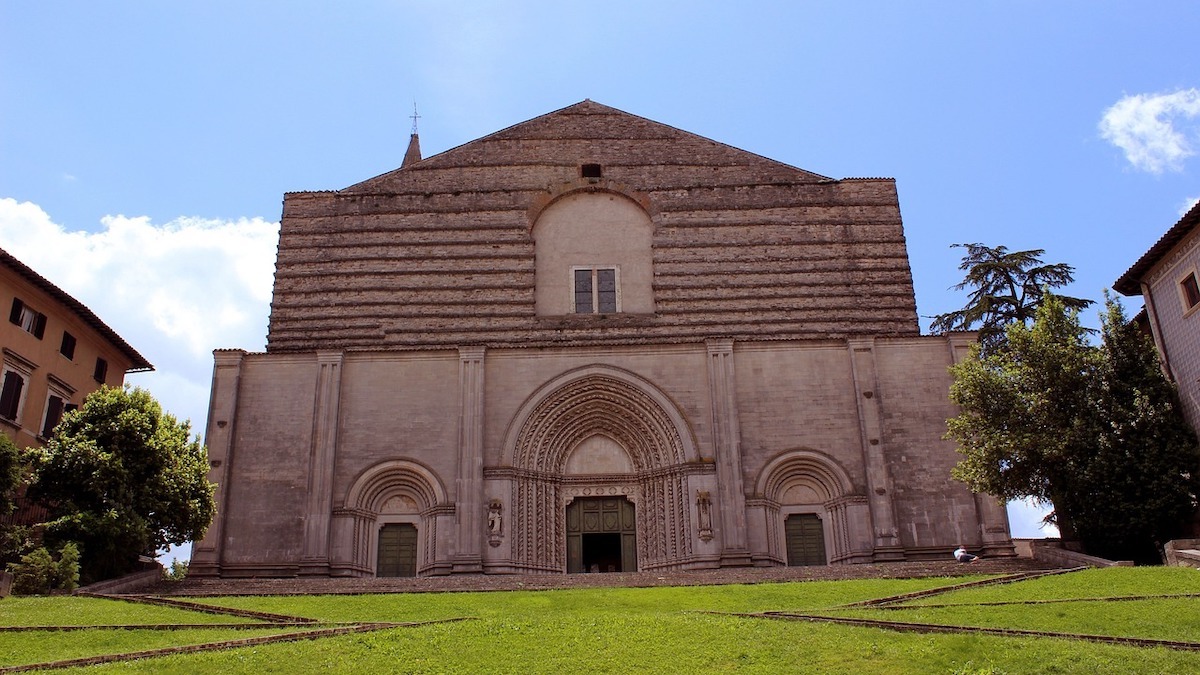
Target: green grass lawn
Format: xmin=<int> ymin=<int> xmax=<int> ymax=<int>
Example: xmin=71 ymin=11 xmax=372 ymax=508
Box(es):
xmin=0 ymin=595 xmax=256 ymax=626
xmin=0 ymin=627 xmax=293 ymax=668
xmin=1 ymin=569 xmax=1198 ymax=673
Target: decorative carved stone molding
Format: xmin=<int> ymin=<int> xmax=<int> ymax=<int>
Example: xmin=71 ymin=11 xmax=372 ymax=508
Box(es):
xmin=504 ymin=365 xmax=697 ymax=573
xmin=755 ymin=448 xmax=869 ymax=564
xmin=333 ymin=459 xmax=450 ymax=576
xmin=1147 ymin=229 xmax=1200 ymax=286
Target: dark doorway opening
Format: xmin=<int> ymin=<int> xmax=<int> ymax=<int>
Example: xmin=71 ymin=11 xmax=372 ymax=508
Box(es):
xmin=377 ymin=523 xmax=418 ymax=577
xmin=785 ymin=513 xmax=827 ymax=566
xmin=581 ymin=533 xmax=622 ymax=573
xmin=566 ymin=497 xmax=637 ymax=573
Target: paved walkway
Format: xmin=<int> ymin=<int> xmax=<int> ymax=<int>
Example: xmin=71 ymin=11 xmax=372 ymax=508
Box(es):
xmin=151 ymin=558 xmax=1058 ymax=596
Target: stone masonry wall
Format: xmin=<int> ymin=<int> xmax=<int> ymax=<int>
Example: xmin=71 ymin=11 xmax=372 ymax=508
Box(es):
xmin=1146 ymin=226 xmax=1200 ymax=431
xmin=265 ymin=101 xmax=918 ymax=352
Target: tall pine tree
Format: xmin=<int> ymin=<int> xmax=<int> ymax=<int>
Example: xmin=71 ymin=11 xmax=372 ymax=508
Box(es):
xmin=1071 ymin=295 xmax=1200 ymax=562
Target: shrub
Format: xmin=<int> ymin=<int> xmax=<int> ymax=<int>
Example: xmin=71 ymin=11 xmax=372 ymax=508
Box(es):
xmin=8 ymin=542 xmax=80 ymax=595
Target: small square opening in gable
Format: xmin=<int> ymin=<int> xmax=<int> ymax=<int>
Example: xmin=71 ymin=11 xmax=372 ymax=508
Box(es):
xmin=581 ymin=163 xmax=603 ymax=179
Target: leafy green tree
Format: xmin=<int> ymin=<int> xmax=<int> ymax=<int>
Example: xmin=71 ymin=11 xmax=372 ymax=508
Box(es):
xmin=947 ymin=294 xmax=1097 ymax=540
xmin=948 ymin=294 xmax=1200 ymax=562
xmin=25 ymin=386 xmax=215 ymax=582
xmin=930 ymin=243 xmax=1093 ymax=354
xmin=0 ymin=433 xmax=21 ymax=516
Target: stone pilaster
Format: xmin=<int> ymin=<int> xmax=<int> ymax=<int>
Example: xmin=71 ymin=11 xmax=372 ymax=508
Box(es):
xmin=848 ymin=338 xmax=904 ymax=560
xmin=453 ymin=346 xmax=486 ymax=573
xmin=189 ymin=349 xmax=245 ymax=577
xmin=947 ymin=333 xmax=1016 ymax=557
xmin=299 ymin=351 xmax=344 ymax=575
xmin=705 ymin=338 xmax=752 ymax=566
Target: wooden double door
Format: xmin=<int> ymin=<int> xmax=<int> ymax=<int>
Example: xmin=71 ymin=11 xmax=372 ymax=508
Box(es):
xmin=785 ymin=513 xmax=827 ymax=566
xmin=377 ymin=523 xmax=418 ymax=577
xmin=566 ymin=497 xmax=637 ymax=573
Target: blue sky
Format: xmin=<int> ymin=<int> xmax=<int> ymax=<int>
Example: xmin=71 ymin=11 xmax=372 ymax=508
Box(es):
xmin=3 ymin=2 xmax=1199 ymax=553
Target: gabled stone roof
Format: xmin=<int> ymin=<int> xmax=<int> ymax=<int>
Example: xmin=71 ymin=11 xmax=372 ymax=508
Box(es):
xmin=343 ymin=100 xmax=831 ymax=193
xmin=0 ymin=246 xmax=153 ymax=371
xmin=1115 ymin=200 xmax=1200 ymax=295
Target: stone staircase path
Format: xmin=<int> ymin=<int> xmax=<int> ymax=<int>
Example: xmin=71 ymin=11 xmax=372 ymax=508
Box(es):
xmin=151 ymin=558 xmax=1059 ymax=597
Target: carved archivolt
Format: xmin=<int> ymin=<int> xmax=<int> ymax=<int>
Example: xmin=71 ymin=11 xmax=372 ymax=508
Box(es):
xmin=345 ymin=459 xmax=447 ymax=513
xmin=505 ymin=365 xmax=698 ymax=572
xmin=336 ymin=459 xmax=449 ymax=575
xmin=756 ymin=449 xmax=866 ymax=564
xmin=507 ymin=365 xmax=696 ymax=470
xmin=756 ymin=450 xmax=855 ymax=503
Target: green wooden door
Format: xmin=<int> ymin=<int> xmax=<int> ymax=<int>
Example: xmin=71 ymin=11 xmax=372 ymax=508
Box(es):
xmin=377 ymin=523 xmax=418 ymax=577
xmin=785 ymin=514 xmax=827 ymax=566
xmin=566 ymin=497 xmax=637 ymax=573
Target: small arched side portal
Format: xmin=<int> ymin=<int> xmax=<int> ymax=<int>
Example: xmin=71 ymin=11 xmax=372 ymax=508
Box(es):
xmin=784 ymin=513 xmax=827 ymax=566
xmin=755 ymin=450 xmax=873 ymax=565
xmin=330 ymin=459 xmax=451 ymax=577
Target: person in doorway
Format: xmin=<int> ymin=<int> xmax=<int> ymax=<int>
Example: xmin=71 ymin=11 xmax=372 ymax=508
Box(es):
xmin=954 ymin=545 xmax=979 ymax=563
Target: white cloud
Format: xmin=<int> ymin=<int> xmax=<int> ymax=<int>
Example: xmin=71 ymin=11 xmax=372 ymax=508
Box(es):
xmin=1180 ymin=196 xmax=1200 ymax=217
xmin=0 ymin=198 xmax=278 ymax=431
xmin=1099 ymin=88 xmax=1200 ymax=173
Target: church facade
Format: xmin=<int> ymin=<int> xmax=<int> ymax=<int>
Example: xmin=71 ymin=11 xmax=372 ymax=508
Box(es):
xmin=190 ymin=101 xmax=1012 ymax=578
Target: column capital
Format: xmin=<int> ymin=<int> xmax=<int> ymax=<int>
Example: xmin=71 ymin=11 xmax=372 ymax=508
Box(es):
xmin=847 ymin=336 xmax=876 ymax=351
xmin=705 ymin=338 xmax=734 ymax=355
xmin=315 ymin=350 xmax=345 ymax=365
xmin=212 ymin=349 xmax=247 ymax=367
xmin=458 ymin=345 xmax=486 ymax=361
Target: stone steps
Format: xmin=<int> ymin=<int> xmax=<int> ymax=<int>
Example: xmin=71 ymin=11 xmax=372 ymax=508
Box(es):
xmin=151 ymin=558 xmax=1063 ymax=597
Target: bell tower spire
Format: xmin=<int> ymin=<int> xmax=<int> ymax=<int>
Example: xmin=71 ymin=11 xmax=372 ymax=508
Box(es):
xmin=402 ymin=101 xmax=422 ymax=168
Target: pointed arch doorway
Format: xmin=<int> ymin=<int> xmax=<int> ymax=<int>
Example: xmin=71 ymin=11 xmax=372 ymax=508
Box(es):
xmin=566 ymin=497 xmax=637 ymax=573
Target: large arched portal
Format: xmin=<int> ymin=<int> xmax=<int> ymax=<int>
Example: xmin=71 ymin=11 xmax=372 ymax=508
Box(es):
xmin=503 ymin=365 xmax=704 ymax=573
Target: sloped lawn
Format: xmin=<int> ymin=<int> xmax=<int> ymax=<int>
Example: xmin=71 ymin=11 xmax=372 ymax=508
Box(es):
xmin=3 ymin=569 xmax=1199 ymax=673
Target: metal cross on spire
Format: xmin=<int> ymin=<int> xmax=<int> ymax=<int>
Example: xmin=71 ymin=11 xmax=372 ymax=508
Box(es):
xmin=410 ymin=101 xmax=421 ymax=135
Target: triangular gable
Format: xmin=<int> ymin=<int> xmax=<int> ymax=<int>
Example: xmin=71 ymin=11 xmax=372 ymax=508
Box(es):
xmin=344 ymin=100 xmax=829 ymax=192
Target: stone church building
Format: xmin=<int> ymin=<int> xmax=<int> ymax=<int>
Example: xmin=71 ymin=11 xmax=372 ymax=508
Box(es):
xmin=190 ymin=101 xmax=1013 ymax=578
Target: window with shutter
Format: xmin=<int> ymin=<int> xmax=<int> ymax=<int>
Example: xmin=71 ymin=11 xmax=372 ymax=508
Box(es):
xmin=0 ymin=371 xmax=25 ymax=420
xmin=94 ymin=358 xmax=108 ymax=383
xmin=9 ymin=298 xmax=46 ymax=339
xmin=1181 ymin=271 xmax=1200 ymax=312
xmin=60 ymin=332 xmax=76 ymax=360
xmin=41 ymin=395 xmax=64 ymax=438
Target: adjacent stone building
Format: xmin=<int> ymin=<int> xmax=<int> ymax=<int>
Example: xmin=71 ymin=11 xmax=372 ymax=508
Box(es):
xmin=191 ymin=101 xmax=1013 ymax=578
xmin=1115 ymin=200 xmax=1200 ymax=435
